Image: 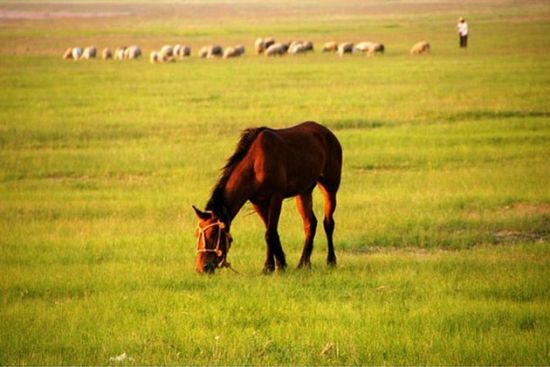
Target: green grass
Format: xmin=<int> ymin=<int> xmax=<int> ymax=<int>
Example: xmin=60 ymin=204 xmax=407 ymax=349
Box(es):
xmin=1 ymin=0 xmax=549 ymax=365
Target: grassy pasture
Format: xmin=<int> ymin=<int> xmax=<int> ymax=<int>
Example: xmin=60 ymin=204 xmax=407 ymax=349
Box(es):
xmin=1 ymin=0 xmax=549 ymax=365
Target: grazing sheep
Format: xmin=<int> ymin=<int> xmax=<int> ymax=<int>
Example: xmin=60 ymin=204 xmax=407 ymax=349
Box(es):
xmin=160 ymin=45 xmax=174 ymax=59
xmin=149 ymin=50 xmax=174 ymax=64
xmin=63 ymin=48 xmax=73 ymax=60
xmin=199 ymin=45 xmax=223 ymax=59
xmin=173 ymin=45 xmax=191 ymax=59
xmin=81 ymin=46 xmax=97 ymax=59
xmin=234 ymin=44 xmax=245 ymax=56
xmin=255 ymin=38 xmax=265 ymax=54
xmin=198 ymin=46 xmax=209 ymax=58
xmin=71 ymin=47 xmax=83 ymax=60
xmin=223 ymin=44 xmax=245 ymax=58
xmin=223 ymin=47 xmax=239 ymax=59
xmin=265 ymin=43 xmax=287 ymax=56
xmin=355 ymin=42 xmax=384 ymax=56
xmin=114 ymin=47 xmax=126 ymax=60
xmin=337 ymin=42 xmax=353 ymax=56
xmin=288 ymin=40 xmax=314 ymax=55
xmin=209 ymin=45 xmax=223 ymax=58
xmin=303 ymin=41 xmax=314 ymax=52
xmin=176 ymin=45 xmax=191 ymax=58
xmin=102 ymin=48 xmax=112 ymax=60
xmin=124 ymin=46 xmax=141 ymax=60
xmin=173 ymin=44 xmax=182 ymax=57
xmin=264 ymin=38 xmax=276 ymax=50
xmin=410 ymin=41 xmax=430 ymax=55
xmin=323 ymin=41 xmax=338 ymax=53
xmin=288 ymin=40 xmax=302 ymax=50
xmin=150 ymin=51 xmax=161 ymax=64
xmin=255 ymin=37 xmax=276 ymax=55
xmin=370 ymin=43 xmax=385 ymax=55
xmin=289 ymin=42 xmax=307 ymax=55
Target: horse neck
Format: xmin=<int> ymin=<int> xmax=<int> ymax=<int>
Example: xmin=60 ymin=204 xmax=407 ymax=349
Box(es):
xmin=226 ymin=165 xmax=256 ymax=222
xmin=207 ymin=165 xmax=252 ymax=228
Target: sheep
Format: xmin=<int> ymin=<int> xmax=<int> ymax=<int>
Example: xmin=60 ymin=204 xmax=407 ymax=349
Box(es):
xmin=337 ymin=42 xmax=353 ymax=56
xmin=370 ymin=43 xmax=385 ymax=55
xmin=102 ymin=48 xmax=112 ymax=60
xmin=234 ymin=44 xmax=245 ymax=56
xmin=160 ymin=45 xmax=174 ymax=59
xmin=114 ymin=47 xmax=126 ymax=60
xmin=172 ymin=44 xmax=191 ymax=59
xmin=289 ymin=42 xmax=307 ymax=55
xmin=149 ymin=50 xmax=174 ymax=64
xmin=199 ymin=45 xmax=223 ymax=58
xmin=323 ymin=41 xmax=338 ymax=53
xmin=124 ymin=46 xmax=141 ymax=60
xmin=255 ymin=37 xmax=276 ymax=54
xmin=288 ymin=41 xmax=303 ymax=54
xmin=198 ymin=46 xmax=209 ymax=58
xmin=63 ymin=48 xmax=73 ymax=60
xmin=208 ymin=45 xmax=223 ymax=58
xmin=288 ymin=40 xmax=314 ymax=55
xmin=288 ymin=44 xmax=305 ymax=55
xmin=180 ymin=45 xmax=191 ymax=57
xmin=302 ymin=41 xmax=314 ymax=52
xmin=255 ymin=38 xmax=265 ymax=54
xmin=355 ymin=42 xmax=384 ymax=56
xmin=223 ymin=45 xmax=245 ymax=59
xmin=71 ymin=47 xmax=83 ymax=60
xmin=410 ymin=41 xmax=430 ymax=55
xmin=150 ymin=51 xmax=161 ymax=64
xmin=264 ymin=38 xmax=276 ymax=49
xmin=265 ymin=43 xmax=287 ymax=56
xmin=81 ymin=46 xmax=97 ymax=59
xmin=173 ymin=44 xmax=182 ymax=57
xmin=223 ymin=47 xmax=238 ymax=59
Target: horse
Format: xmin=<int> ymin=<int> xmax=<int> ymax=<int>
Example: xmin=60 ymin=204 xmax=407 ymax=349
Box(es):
xmin=193 ymin=121 xmax=342 ymax=274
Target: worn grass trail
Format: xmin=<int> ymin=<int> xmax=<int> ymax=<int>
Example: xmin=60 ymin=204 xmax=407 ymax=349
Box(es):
xmin=1 ymin=0 xmax=550 ymax=365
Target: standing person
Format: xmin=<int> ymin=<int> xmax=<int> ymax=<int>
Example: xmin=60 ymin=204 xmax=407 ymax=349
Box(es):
xmin=457 ymin=17 xmax=468 ymax=48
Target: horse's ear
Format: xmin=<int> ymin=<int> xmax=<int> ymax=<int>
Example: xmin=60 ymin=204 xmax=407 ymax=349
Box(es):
xmin=192 ymin=205 xmax=212 ymax=220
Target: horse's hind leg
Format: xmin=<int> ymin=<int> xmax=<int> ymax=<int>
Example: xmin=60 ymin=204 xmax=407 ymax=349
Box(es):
xmin=296 ymin=188 xmax=317 ymax=268
xmin=318 ymin=180 xmax=338 ymax=266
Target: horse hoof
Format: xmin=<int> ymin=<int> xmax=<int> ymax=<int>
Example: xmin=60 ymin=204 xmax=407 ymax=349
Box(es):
xmin=297 ymin=261 xmax=311 ymax=269
xmin=327 ymin=259 xmax=337 ymax=267
xmin=263 ymin=266 xmax=275 ymax=275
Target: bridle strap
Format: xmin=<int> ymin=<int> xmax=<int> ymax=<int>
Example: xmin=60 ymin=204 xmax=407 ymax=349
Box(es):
xmin=196 ymin=220 xmax=232 ymax=266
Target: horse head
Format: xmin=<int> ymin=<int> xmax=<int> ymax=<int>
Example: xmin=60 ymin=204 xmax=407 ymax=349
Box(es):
xmin=192 ymin=205 xmax=233 ymax=274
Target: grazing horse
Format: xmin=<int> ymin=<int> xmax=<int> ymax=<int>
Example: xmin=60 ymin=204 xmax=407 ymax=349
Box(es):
xmin=193 ymin=121 xmax=342 ymax=273
xmin=193 ymin=121 xmax=342 ymax=274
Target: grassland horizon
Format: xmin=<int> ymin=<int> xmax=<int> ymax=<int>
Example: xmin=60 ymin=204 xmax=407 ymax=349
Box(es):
xmin=0 ymin=0 xmax=549 ymax=365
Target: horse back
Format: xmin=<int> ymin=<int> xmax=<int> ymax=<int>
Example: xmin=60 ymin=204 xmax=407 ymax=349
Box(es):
xmin=249 ymin=121 xmax=342 ymax=197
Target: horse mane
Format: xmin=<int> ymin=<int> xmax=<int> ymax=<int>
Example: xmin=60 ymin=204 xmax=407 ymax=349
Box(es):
xmin=206 ymin=126 xmax=268 ymax=219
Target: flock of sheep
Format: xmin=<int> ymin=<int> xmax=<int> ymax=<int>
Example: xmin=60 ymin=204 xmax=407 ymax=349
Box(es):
xmin=63 ymin=45 xmax=142 ymax=60
xmin=62 ymin=39 xmax=431 ymax=63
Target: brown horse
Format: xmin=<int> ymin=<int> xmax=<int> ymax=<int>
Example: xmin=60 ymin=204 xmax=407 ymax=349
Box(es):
xmin=193 ymin=121 xmax=342 ymax=274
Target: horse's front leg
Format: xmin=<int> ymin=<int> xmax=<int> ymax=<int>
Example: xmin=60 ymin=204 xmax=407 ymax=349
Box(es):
xmin=253 ymin=202 xmax=278 ymax=273
xmin=265 ymin=195 xmax=287 ymax=272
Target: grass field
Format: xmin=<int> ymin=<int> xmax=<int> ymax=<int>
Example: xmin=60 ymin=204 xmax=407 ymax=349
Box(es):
xmin=1 ymin=0 xmax=549 ymax=365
